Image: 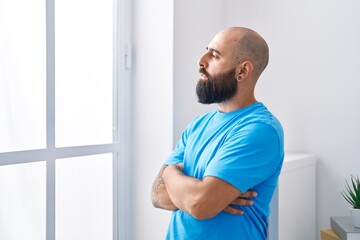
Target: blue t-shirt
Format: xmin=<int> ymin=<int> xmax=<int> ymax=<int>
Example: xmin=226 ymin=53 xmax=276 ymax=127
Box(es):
xmin=164 ymin=102 xmax=284 ymax=240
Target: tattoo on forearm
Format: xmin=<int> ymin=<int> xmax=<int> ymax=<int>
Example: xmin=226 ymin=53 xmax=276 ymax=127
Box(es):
xmin=151 ymin=164 xmax=168 ymax=209
xmin=152 ymin=176 xmax=165 ymax=208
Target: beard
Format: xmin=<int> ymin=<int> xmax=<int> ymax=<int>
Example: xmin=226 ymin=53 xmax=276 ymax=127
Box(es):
xmin=196 ymin=67 xmax=238 ymax=104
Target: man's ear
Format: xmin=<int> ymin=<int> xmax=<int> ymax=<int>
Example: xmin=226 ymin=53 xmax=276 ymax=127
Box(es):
xmin=237 ymin=61 xmax=253 ymax=80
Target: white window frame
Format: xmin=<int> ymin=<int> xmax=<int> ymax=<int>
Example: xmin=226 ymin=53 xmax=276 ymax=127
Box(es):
xmin=0 ymin=0 xmax=132 ymax=239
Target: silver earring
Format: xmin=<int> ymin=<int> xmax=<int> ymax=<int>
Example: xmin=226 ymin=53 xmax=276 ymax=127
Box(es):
xmin=237 ymin=75 xmax=242 ymax=81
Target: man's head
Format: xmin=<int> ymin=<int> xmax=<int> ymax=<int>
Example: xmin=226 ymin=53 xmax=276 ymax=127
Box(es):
xmin=196 ymin=27 xmax=269 ymax=104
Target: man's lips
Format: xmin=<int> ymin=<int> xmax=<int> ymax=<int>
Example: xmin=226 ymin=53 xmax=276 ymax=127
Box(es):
xmin=199 ymin=69 xmax=209 ymax=80
xmin=200 ymin=73 xmax=208 ymax=80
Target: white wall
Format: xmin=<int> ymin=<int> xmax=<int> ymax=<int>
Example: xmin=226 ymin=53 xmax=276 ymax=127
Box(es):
xmin=173 ymin=0 xmax=226 ymax=143
xmin=132 ymin=0 xmax=174 ymax=239
xmin=223 ymin=0 xmax=360 ymax=236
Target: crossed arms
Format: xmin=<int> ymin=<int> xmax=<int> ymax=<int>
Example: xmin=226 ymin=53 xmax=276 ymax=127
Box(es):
xmin=151 ymin=163 xmax=257 ymax=220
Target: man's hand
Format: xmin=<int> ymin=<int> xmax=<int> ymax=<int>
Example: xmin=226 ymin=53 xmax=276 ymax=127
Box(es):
xmin=223 ymin=190 xmax=257 ymax=215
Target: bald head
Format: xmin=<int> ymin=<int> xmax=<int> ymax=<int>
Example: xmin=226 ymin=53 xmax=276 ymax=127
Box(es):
xmin=219 ymin=27 xmax=269 ymax=80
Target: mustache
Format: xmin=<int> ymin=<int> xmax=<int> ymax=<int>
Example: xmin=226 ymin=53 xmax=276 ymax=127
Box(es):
xmin=199 ymin=68 xmax=210 ymax=78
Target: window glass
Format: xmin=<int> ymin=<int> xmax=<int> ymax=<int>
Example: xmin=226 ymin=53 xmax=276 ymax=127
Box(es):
xmin=55 ymin=0 xmax=114 ymax=147
xmin=0 ymin=161 xmax=46 ymax=240
xmin=56 ymin=154 xmax=113 ymax=240
xmin=0 ymin=0 xmax=46 ymax=152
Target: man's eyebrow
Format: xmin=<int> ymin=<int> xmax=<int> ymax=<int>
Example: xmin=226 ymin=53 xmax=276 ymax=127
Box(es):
xmin=206 ymin=47 xmax=222 ymax=56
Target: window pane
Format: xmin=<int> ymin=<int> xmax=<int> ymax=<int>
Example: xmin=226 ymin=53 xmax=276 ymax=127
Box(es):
xmin=0 ymin=0 xmax=46 ymax=153
xmin=0 ymin=161 xmax=46 ymax=240
xmin=56 ymin=154 xmax=113 ymax=240
xmin=55 ymin=0 xmax=114 ymax=147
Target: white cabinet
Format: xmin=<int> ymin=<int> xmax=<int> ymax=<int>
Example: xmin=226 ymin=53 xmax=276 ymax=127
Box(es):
xmin=269 ymin=153 xmax=316 ymax=240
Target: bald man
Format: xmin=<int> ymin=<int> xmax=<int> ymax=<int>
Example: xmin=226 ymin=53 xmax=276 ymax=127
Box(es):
xmin=151 ymin=27 xmax=284 ymax=240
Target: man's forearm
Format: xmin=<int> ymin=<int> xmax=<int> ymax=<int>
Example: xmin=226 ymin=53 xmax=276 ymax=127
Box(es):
xmin=151 ymin=164 xmax=178 ymax=211
xmin=162 ymin=164 xmax=206 ymax=218
xmin=162 ymin=164 xmax=243 ymax=220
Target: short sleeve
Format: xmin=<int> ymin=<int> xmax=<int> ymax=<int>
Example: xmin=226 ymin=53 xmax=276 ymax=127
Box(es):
xmin=203 ymin=122 xmax=282 ymax=193
xmin=164 ymin=128 xmax=188 ymax=165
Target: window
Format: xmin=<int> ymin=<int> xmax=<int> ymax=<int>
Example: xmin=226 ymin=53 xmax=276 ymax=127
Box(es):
xmin=0 ymin=0 xmax=131 ymax=239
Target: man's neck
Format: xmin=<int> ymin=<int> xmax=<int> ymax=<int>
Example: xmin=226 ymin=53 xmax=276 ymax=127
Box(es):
xmin=217 ymin=96 xmax=257 ymax=113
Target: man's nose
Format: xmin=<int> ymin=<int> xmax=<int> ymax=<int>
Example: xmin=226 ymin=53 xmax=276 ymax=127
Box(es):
xmin=197 ymin=53 xmax=208 ymax=68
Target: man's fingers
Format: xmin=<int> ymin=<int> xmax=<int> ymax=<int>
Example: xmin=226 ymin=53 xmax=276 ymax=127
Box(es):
xmin=238 ymin=190 xmax=257 ymax=198
xmin=224 ymin=190 xmax=257 ymax=215
xmin=231 ymin=198 xmax=254 ymax=206
xmin=223 ymin=206 xmax=244 ymax=215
